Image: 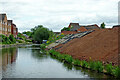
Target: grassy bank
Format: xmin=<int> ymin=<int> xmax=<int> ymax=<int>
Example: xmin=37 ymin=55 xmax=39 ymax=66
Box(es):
xmin=48 ymin=49 xmax=120 ymax=78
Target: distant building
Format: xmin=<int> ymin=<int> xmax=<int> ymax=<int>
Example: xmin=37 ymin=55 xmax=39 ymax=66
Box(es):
xmin=77 ymin=24 xmax=100 ymax=32
xmin=68 ymin=23 xmax=80 ymax=31
xmin=61 ymin=23 xmax=100 ymax=34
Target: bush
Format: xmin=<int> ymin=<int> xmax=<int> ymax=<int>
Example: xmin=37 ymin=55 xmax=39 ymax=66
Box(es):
xmin=40 ymin=44 xmax=46 ymax=50
xmin=81 ymin=60 xmax=88 ymax=68
xmin=5 ymin=37 xmax=11 ymax=44
xmin=25 ymin=39 xmax=32 ymax=42
xmin=112 ymin=66 xmax=120 ymax=78
xmin=1 ymin=34 xmax=11 ymax=44
xmin=73 ymin=59 xmax=81 ymax=66
xmin=94 ymin=61 xmax=104 ymax=72
xmin=105 ymin=63 xmax=113 ymax=75
xmin=64 ymin=54 xmax=73 ymax=64
xmin=89 ymin=61 xmax=95 ymax=70
xmin=17 ymin=40 xmax=23 ymax=43
xmin=9 ymin=34 xmax=16 ymax=43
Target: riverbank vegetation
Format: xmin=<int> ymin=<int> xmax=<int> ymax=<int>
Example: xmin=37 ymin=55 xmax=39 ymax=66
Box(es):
xmin=0 ymin=33 xmax=32 ymax=45
xmin=48 ymin=49 xmax=120 ymax=78
xmin=0 ymin=34 xmax=16 ymax=44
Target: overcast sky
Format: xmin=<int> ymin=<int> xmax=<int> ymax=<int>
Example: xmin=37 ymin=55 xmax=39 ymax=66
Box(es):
xmin=0 ymin=0 xmax=119 ymax=32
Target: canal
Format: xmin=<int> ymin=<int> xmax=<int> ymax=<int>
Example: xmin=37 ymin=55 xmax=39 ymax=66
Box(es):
xmin=1 ymin=44 xmax=112 ymax=78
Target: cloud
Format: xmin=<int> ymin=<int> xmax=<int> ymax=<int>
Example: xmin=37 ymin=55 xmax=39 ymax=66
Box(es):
xmin=0 ymin=0 xmax=119 ymax=32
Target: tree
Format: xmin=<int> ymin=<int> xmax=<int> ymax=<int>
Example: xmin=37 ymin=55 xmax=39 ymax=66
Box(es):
xmin=33 ymin=25 xmax=51 ymax=43
xmin=100 ymin=22 xmax=105 ymax=29
xmin=61 ymin=27 xmax=70 ymax=31
xmin=22 ymin=31 xmax=32 ymax=38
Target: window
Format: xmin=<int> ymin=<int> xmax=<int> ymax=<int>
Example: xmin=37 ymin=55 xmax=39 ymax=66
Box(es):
xmin=0 ymin=26 xmax=2 ymax=30
xmin=3 ymin=28 xmax=5 ymax=31
xmin=6 ymin=28 xmax=7 ymax=31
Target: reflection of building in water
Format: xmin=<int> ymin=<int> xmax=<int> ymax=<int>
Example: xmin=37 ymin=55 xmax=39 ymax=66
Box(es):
xmin=2 ymin=48 xmax=18 ymax=71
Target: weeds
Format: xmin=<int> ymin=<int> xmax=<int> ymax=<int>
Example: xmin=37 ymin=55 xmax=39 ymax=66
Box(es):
xmin=112 ymin=66 xmax=120 ymax=78
xmin=94 ymin=61 xmax=104 ymax=72
xmin=81 ymin=60 xmax=88 ymax=68
xmin=48 ymin=49 xmax=120 ymax=78
xmin=105 ymin=63 xmax=113 ymax=75
xmin=73 ymin=59 xmax=81 ymax=66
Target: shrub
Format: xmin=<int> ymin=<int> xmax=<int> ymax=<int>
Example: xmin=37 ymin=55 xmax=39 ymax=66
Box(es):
xmin=17 ymin=40 xmax=23 ymax=43
xmin=64 ymin=54 xmax=73 ymax=64
xmin=94 ymin=61 xmax=104 ymax=72
xmin=81 ymin=60 xmax=88 ymax=68
xmin=56 ymin=53 xmax=65 ymax=60
xmin=40 ymin=44 xmax=46 ymax=50
xmin=1 ymin=35 xmax=11 ymax=44
xmin=49 ymin=49 xmax=55 ymax=53
xmin=73 ymin=59 xmax=81 ymax=66
xmin=9 ymin=34 xmax=16 ymax=43
xmin=25 ymin=39 xmax=32 ymax=42
xmin=105 ymin=63 xmax=113 ymax=75
xmin=112 ymin=66 xmax=120 ymax=78
xmin=5 ymin=37 xmax=11 ymax=44
xmin=89 ymin=61 xmax=95 ymax=70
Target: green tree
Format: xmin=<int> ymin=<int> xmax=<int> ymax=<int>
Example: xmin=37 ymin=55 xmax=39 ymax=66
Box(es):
xmin=33 ymin=25 xmax=51 ymax=43
xmin=22 ymin=31 xmax=32 ymax=38
xmin=61 ymin=27 xmax=70 ymax=31
xmin=100 ymin=22 xmax=105 ymax=29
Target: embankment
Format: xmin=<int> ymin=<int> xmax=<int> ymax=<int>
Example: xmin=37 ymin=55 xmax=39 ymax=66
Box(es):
xmin=54 ymin=28 xmax=119 ymax=65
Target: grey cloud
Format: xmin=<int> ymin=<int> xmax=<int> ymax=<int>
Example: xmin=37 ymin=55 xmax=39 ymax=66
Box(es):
xmin=0 ymin=0 xmax=119 ymax=32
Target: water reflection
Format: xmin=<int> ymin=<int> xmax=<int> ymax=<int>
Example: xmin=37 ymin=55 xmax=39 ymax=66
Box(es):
xmin=2 ymin=48 xmax=18 ymax=71
xmin=1 ymin=45 xmax=114 ymax=78
xmin=31 ymin=49 xmax=48 ymax=60
xmin=50 ymin=54 xmax=113 ymax=78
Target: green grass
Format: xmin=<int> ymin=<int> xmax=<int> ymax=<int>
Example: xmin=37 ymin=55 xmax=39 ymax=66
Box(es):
xmin=48 ymin=49 xmax=120 ymax=77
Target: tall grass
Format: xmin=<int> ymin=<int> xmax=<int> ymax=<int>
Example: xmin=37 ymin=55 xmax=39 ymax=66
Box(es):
xmin=48 ymin=49 xmax=120 ymax=77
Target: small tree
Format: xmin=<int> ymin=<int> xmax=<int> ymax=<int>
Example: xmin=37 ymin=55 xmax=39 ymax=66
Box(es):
xmin=61 ymin=27 xmax=70 ymax=31
xmin=100 ymin=22 xmax=105 ymax=29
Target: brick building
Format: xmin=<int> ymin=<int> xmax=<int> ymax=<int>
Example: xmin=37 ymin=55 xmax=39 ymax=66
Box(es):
xmin=0 ymin=13 xmax=18 ymax=37
xmin=11 ymin=24 xmax=18 ymax=38
xmin=0 ymin=14 xmax=8 ymax=36
xmin=7 ymin=20 xmax=12 ymax=36
xmin=61 ymin=23 xmax=100 ymax=34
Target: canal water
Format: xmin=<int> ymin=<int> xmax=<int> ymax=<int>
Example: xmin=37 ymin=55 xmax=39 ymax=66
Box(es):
xmin=1 ymin=44 xmax=112 ymax=78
